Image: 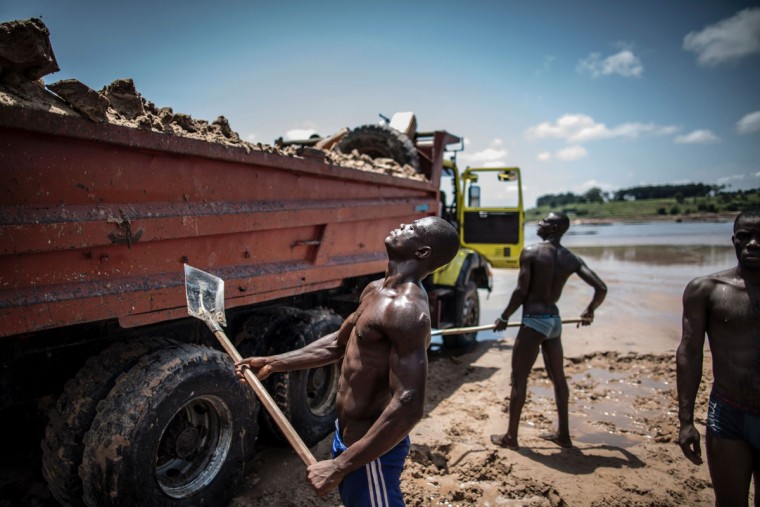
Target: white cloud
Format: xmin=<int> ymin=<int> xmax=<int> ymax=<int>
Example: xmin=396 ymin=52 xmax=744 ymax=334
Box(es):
xmin=537 ymin=152 xmax=552 ymax=161
xmin=458 ymin=139 xmax=508 ymax=167
xmin=717 ymin=173 xmax=746 ymax=184
xmin=284 ymin=128 xmax=317 ymax=140
xmin=683 ymin=7 xmax=760 ymax=66
xmin=245 ymin=133 xmax=257 ymax=143
xmin=574 ymin=179 xmax=615 ymax=194
xmin=525 ymin=114 xmax=679 ymax=143
xmin=460 ymin=147 xmax=508 ymax=166
xmin=674 ymin=129 xmax=721 ymax=144
xmin=555 ymin=145 xmax=587 ymax=161
xmin=737 ymin=110 xmax=760 ymax=134
xmin=577 ymin=49 xmax=643 ymax=78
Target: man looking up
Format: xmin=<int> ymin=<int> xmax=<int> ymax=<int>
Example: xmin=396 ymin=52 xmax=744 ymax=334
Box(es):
xmin=236 ymin=216 xmax=460 ymax=507
xmin=491 ymin=211 xmax=607 ymax=450
xmin=677 ymin=206 xmax=760 ymax=506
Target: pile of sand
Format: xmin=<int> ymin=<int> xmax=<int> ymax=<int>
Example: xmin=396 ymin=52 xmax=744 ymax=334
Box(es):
xmin=0 ymin=18 xmax=422 ymax=180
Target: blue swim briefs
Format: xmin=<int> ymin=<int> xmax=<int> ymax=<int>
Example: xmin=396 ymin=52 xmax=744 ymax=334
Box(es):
xmin=706 ymin=390 xmax=760 ymax=449
xmin=522 ymin=314 xmax=562 ymax=339
xmin=331 ymin=421 xmax=410 ymax=507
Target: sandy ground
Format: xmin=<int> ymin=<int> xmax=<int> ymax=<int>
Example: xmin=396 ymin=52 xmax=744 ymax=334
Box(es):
xmin=229 ymin=252 xmax=747 ymax=507
xmin=233 ymin=345 xmax=716 ymax=507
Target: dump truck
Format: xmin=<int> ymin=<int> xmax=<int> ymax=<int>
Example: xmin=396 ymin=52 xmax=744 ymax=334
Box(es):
xmin=0 ymin=18 xmax=525 ymax=507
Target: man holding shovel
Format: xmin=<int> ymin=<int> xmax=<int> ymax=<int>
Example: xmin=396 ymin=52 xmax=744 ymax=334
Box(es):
xmin=235 ymin=216 xmax=459 ymax=506
xmin=491 ymin=211 xmax=607 ymax=450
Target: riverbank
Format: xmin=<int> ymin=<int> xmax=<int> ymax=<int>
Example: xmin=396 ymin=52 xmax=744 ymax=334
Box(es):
xmin=525 ymin=211 xmax=738 ymax=226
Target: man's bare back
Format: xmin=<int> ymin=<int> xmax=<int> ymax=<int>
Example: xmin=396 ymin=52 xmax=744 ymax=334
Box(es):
xmin=520 ymin=242 xmax=584 ymax=315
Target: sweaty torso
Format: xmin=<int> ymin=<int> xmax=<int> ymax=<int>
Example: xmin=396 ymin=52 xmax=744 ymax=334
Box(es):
xmin=704 ymin=269 xmax=760 ymax=409
xmin=336 ymin=281 xmax=429 ymax=445
xmin=522 ymin=243 xmax=581 ymax=315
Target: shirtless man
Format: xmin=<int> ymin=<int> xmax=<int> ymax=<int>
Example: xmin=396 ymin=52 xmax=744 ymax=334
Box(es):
xmin=235 ymin=216 xmax=459 ymax=506
xmin=677 ymin=206 xmax=760 ymax=506
xmin=491 ymin=211 xmax=607 ymax=450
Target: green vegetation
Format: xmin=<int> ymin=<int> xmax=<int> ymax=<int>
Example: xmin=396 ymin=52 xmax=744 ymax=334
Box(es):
xmin=527 ymin=185 xmax=760 ymax=221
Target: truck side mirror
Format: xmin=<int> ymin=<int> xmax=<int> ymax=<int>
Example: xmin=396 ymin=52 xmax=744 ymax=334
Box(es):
xmin=468 ymin=185 xmax=481 ymax=208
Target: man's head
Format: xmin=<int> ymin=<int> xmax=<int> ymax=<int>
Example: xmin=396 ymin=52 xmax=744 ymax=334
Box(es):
xmin=385 ymin=216 xmax=460 ymax=273
xmin=733 ymin=206 xmax=760 ymax=270
xmin=537 ymin=212 xmax=570 ymax=240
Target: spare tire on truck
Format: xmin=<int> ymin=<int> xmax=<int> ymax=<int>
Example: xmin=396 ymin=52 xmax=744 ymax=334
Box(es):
xmin=336 ymin=123 xmax=420 ymax=171
xmin=80 ymin=343 xmax=259 ymax=507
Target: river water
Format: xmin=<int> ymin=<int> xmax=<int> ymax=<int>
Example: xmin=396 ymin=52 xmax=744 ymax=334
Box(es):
xmin=467 ymin=219 xmax=737 ymax=355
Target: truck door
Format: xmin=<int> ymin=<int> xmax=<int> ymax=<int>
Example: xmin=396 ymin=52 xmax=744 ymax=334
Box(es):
xmin=458 ymin=167 xmax=524 ymax=268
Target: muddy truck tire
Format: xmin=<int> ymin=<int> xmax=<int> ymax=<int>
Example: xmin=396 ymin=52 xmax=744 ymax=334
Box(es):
xmin=266 ymin=309 xmax=343 ymax=447
xmin=443 ymin=281 xmax=480 ymax=350
xmin=80 ymin=343 xmax=258 ymax=507
xmin=240 ymin=307 xmax=342 ymax=447
xmin=41 ymin=336 xmax=176 ymax=507
xmin=336 ymin=123 xmax=420 ymax=171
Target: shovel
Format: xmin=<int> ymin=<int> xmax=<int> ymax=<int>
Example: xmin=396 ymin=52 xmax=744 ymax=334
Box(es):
xmin=431 ymin=318 xmax=585 ymax=336
xmin=183 ymin=264 xmax=317 ymax=467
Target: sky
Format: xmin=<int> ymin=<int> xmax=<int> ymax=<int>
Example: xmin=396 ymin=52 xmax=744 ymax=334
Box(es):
xmin=3 ymin=0 xmax=759 ymax=208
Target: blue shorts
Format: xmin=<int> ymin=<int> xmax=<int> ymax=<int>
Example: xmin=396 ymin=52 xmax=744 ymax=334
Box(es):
xmin=706 ymin=391 xmax=760 ymax=449
xmin=522 ymin=314 xmax=562 ymax=339
xmin=332 ymin=421 xmax=410 ymax=507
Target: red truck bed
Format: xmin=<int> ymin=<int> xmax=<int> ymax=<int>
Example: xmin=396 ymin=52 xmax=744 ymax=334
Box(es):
xmin=0 ymin=105 xmax=441 ymax=336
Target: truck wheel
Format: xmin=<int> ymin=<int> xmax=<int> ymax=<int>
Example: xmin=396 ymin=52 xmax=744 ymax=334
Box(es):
xmin=41 ymin=336 xmax=175 ymax=507
xmin=272 ymin=309 xmax=343 ymax=446
xmin=336 ymin=123 xmax=420 ymax=171
xmin=444 ymin=281 xmax=480 ymax=350
xmin=80 ymin=344 xmax=258 ymax=507
xmin=236 ymin=307 xmax=308 ymax=442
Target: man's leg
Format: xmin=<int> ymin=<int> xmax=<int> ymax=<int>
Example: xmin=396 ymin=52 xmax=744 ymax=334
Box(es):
xmin=705 ymin=433 xmax=753 ymax=506
xmin=492 ymin=326 xmax=542 ymax=450
xmin=539 ymin=336 xmax=572 ymax=448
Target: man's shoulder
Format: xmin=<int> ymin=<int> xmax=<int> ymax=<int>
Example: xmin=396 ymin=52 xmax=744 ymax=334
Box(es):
xmin=686 ymin=268 xmax=738 ymax=293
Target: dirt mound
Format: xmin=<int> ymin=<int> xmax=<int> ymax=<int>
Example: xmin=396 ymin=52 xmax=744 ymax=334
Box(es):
xmin=0 ymin=18 xmax=422 ymax=180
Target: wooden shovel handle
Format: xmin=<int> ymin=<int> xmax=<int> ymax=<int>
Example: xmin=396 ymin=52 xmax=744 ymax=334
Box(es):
xmin=211 ymin=328 xmax=318 ymax=467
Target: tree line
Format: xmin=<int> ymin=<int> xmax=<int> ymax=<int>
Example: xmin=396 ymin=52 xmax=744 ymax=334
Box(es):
xmin=536 ymin=183 xmax=758 ymax=207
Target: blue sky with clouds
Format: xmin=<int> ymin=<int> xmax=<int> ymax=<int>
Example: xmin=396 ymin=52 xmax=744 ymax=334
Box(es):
xmin=3 ymin=0 xmax=759 ymax=207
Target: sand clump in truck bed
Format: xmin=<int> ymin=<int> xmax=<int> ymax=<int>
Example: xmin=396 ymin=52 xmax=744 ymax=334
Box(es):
xmin=0 ymin=17 xmax=422 ymax=180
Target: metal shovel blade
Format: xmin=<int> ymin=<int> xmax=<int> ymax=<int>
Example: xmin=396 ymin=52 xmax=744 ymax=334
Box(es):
xmin=184 ymin=264 xmax=227 ymax=327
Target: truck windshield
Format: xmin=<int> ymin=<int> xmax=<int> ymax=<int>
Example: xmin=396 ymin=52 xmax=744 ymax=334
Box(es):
xmin=463 ymin=170 xmax=521 ymax=209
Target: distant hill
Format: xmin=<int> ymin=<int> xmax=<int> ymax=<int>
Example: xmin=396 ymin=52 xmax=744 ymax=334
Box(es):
xmin=526 ymin=191 xmax=758 ymax=222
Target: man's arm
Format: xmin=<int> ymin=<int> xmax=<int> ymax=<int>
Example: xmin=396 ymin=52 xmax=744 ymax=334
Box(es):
xmin=575 ymin=258 xmax=607 ymax=326
xmin=235 ymin=281 xmax=381 ymax=380
xmin=495 ymin=248 xmax=533 ymax=331
xmin=307 ymin=297 xmax=430 ymax=495
xmin=676 ymin=277 xmax=710 ymax=465
xmin=235 ymin=328 xmax=346 ymax=381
